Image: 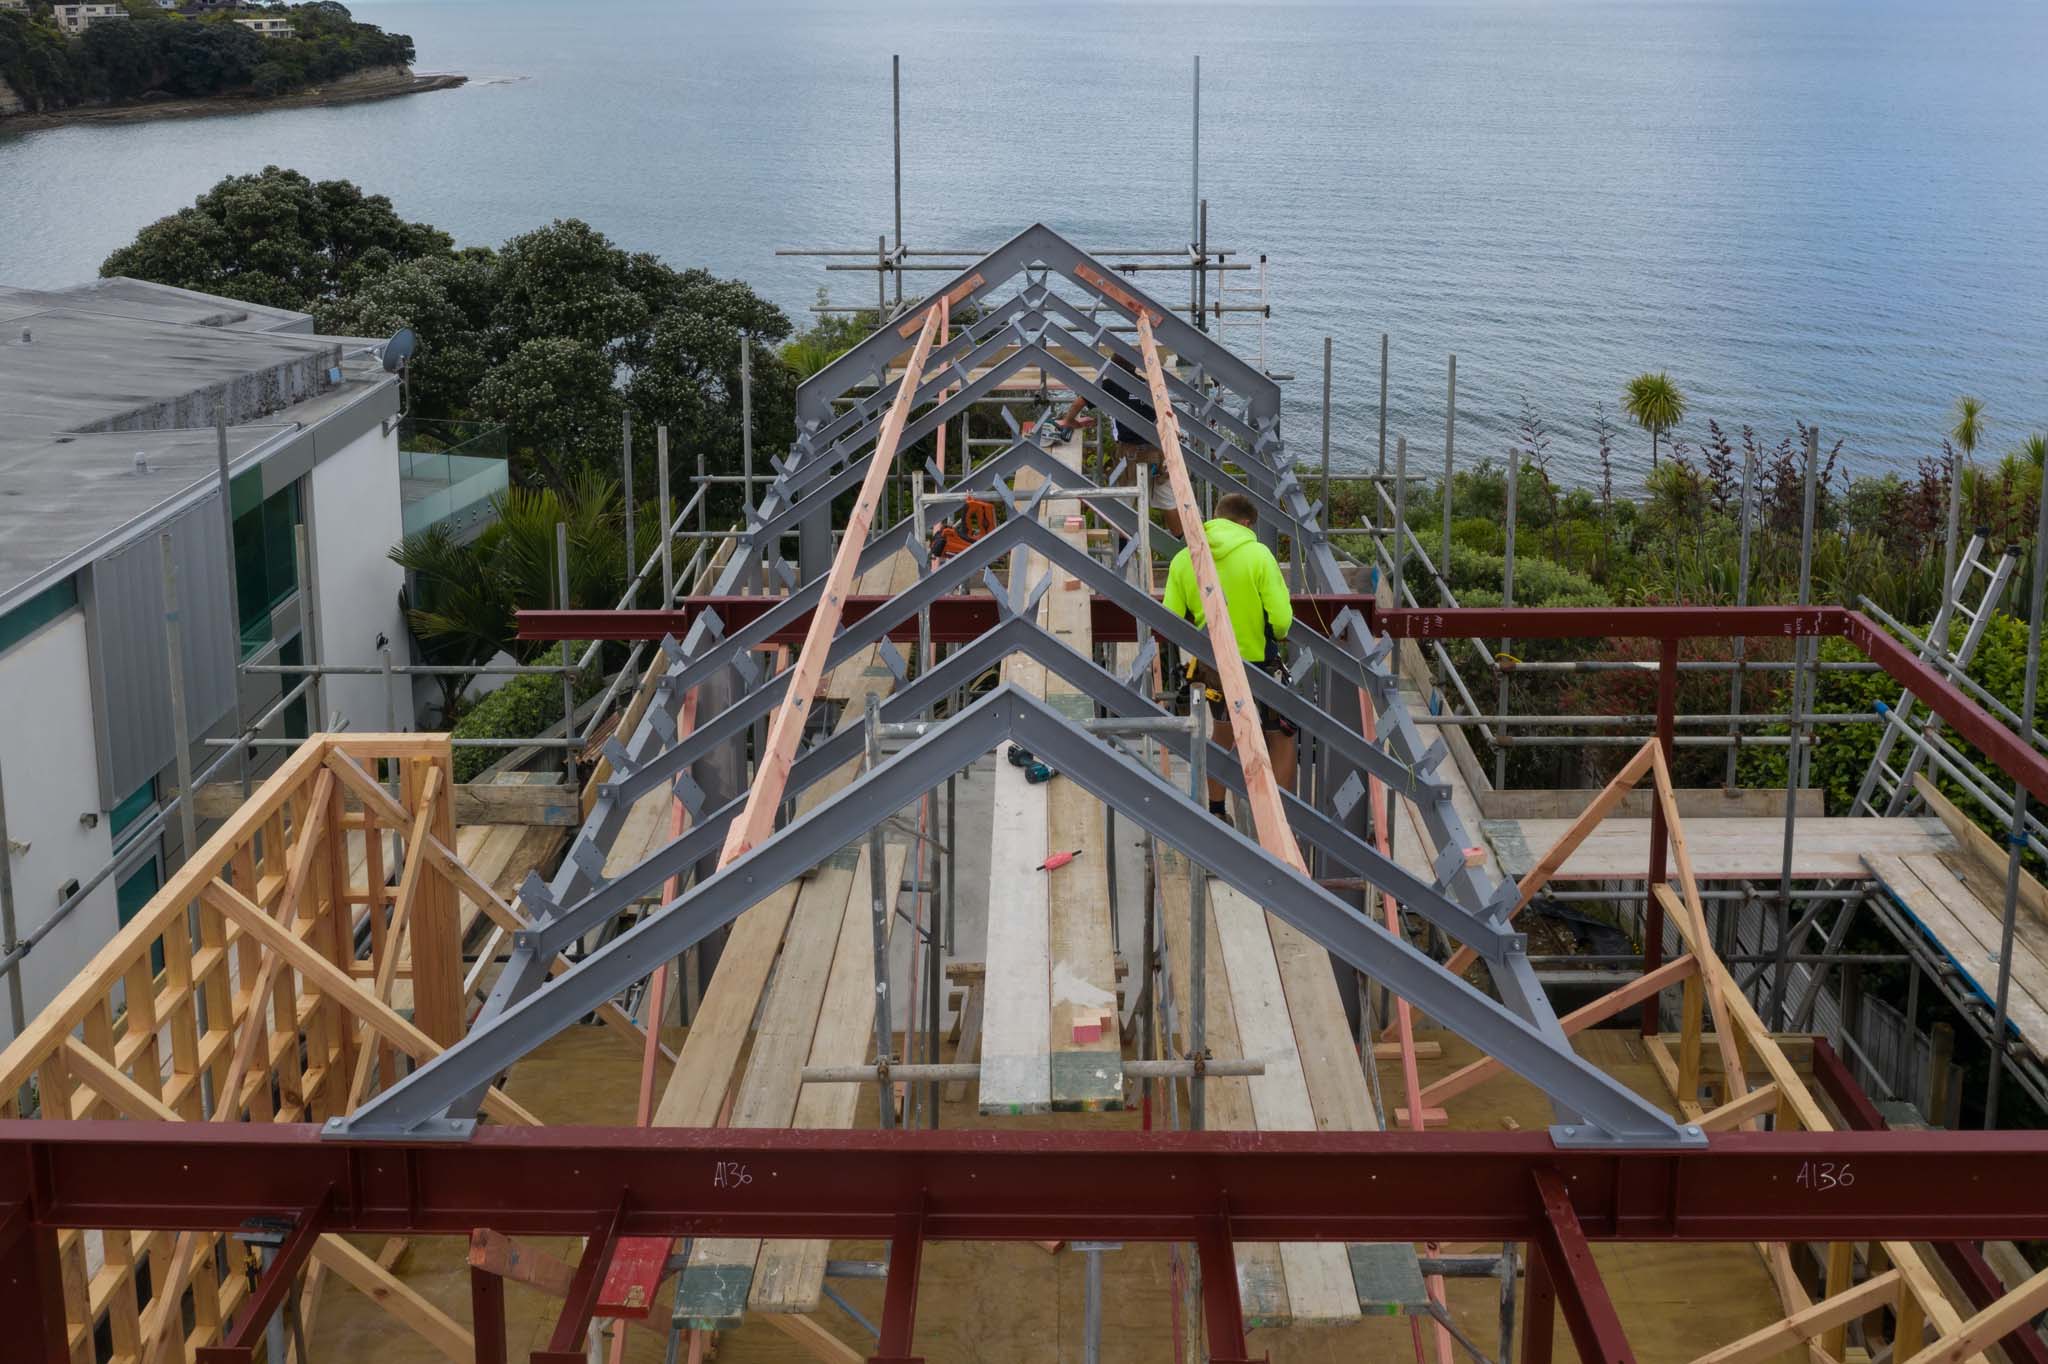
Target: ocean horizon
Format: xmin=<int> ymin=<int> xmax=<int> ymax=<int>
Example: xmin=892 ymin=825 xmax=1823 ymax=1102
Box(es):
xmin=4 ymin=0 xmax=2044 ymax=489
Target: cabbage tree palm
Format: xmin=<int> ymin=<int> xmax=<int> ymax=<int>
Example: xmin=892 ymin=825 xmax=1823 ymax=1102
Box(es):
xmin=1622 ymin=372 xmax=1686 ymax=469
xmin=1941 ymin=396 xmax=1985 ymax=606
xmin=390 ymin=470 xmax=626 ymax=721
xmin=390 ymin=525 xmax=514 ymax=722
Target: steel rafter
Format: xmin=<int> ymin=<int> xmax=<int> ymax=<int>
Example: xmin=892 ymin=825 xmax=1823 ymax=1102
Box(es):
xmin=434 ymin=226 xmax=1583 ymax=1142
xmin=798 ymin=329 xmax=1248 ymax=503
xmin=798 ymin=225 xmax=1277 ymax=431
xmin=573 ymin=614 xmax=1509 ymax=971
xmin=453 ymin=225 xmax=1634 ymax=1151
xmin=547 ymin=509 xmax=1397 ymax=828
xmin=803 ymin=307 xmax=1262 ymax=481
xmin=331 ymin=683 xmax=1684 ymax=1144
xmin=799 ymin=279 xmax=1266 ymax=460
xmin=937 ymin=435 xmax=1184 ymax=552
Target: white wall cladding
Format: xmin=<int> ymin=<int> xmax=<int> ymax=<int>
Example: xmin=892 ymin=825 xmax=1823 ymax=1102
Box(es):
xmin=0 ymin=608 xmax=118 ymax=1042
xmin=310 ymin=421 xmax=409 ymax=732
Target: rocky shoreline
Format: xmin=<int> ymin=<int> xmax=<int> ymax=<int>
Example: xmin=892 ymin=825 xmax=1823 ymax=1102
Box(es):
xmin=0 ymin=67 xmax=465 ymax=134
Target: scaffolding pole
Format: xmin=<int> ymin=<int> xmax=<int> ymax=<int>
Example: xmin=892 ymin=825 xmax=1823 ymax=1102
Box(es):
xmin=1984 ymin=459 xmax=2048 ymax=1128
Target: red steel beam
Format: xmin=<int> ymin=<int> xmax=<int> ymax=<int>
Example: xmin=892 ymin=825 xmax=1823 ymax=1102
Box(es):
xmin=1194 ymin=1217 xmax=1256 ymax=1363
xmin=1376 ymin=604 xmax=1835 ymax=641
xmin=1834 ymin=608 xmax=2048 ymax=806
xmin=11 ymin=1122 xmax=2048 ymax=1245
xmin=533 ymin=1196 xmax=625 ymax=1364
xmin=472 ymin=1265 xmax=509 ymax=1364
xmin=1522 ymin=1241 xmax=1557 ymax=1364
xmin=873 ymin=1209 xmax=927 ymax=1364
xmin=1643 ymin=637 xmax=1680 ymax=1033
xmin=1809 ymin=1039 xmax=2048 ymax=1364
xmin=1530 ymin=1168 xmax=1636 ymax=1363
xmin=1378 ymin=605 xmax=2048 ymax=806
xmin=514 ymin=593 xmax=1377 ymax=646
xmin=194 ymin=1192 xmax=329 ymax=1364
xmin=0 ymin=1200 xmax=67 ymax=1363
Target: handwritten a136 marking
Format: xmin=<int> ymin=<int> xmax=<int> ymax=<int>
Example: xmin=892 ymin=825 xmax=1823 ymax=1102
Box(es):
xmin=713 ymin=1160 xmax=753 ymax=1190
xmin=1794 ymin=1160 xmax=1854 ymax=1191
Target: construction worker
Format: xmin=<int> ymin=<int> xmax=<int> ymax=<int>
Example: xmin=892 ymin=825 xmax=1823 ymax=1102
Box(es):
xmin=1162 ymin=492 xmax=1297 ymax=819
xmin=1054 ymin=353 xmax=1184 ymax=537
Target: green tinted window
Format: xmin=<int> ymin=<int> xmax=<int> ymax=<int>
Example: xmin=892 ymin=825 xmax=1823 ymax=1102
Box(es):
xmin=110 ymin=780 xmax=156 ymax=845
xmin=0 ymin=578 xmax=79 ymax=656
xmin=232 ymin=479 xmax=302 ymax=656
xmin=280 ymin=636 xmax=308 ymax=741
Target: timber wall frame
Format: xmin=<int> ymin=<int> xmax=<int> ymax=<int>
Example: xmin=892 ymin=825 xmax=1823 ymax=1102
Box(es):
xmin=0 ymin=732 xmax=590 ymax=1364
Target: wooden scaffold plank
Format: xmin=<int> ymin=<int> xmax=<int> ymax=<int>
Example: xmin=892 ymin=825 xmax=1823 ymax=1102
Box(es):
xmin=1157 ymin=845 xmax=1291 ymax=1327
xmin=1040 ymin=434 xmax=1123 ymax=1111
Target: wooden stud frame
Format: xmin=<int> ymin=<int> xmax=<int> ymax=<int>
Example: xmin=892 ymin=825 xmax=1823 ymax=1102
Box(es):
xmin=0 ymin=735 xmax=519 ymax=1364
xmin=1433 ymin=737 xmax=2001 ymax=1364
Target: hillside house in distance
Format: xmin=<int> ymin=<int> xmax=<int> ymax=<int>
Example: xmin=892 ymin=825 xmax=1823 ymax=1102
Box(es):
xmin=232 ymin=11 xmax=292 ymax=36
xmin=50 ymin=2 xmax=126 ymax=34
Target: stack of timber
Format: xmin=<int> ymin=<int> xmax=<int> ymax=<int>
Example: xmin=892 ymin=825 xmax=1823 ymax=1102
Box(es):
xmin=1157 ymin=845 xmax=1406 ymax=1327
xmin=1485 ymin=814 xmax=1956 ymax=883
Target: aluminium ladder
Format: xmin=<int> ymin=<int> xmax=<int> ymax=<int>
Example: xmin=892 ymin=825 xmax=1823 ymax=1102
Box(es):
xmin=1850 ymin=531 xmax=2021 ymax=819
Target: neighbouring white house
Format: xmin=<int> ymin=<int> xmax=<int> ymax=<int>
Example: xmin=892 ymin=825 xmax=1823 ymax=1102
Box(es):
xmin=0 ymin=278 xmax=469 ymax=1042
xmin=51 ymin=2 xmax=127 ymax=33
xmin=0 ymin=0 xmax=32 ymax=16
xmin=233 ymin=12 xmax=293 ymax=36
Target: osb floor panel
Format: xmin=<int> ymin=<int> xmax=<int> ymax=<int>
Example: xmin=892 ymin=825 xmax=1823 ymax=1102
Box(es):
xmin=309 ymin=1022 xmax=1793 ymax=1363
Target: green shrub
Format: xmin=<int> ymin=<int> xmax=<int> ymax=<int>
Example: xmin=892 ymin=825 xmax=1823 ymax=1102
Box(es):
xmin=1738 ymin=614 xmax=2041 ymax=875
xmin=449 ymin=644 xmax=601 ymax=782
xmin=1446 ymin=543 xmax=1608 ymax=607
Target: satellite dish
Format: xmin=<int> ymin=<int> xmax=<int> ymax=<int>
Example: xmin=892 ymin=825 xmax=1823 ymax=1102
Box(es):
xmin=380 ymin=328 xmax=417 ymax=373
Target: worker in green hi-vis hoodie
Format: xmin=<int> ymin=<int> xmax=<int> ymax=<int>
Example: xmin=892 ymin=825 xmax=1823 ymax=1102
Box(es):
xmin=1161 ymin=491 xmax=1298 ymax=820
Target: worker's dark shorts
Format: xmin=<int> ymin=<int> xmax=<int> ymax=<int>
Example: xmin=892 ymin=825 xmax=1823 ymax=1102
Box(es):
xmin=1188 ymin=659 xmax=1299 ymax=739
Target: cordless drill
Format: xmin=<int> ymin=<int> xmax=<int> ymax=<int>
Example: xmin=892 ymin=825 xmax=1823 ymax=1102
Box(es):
xmin=1006 ymin=745 xmax=1055 ymax=785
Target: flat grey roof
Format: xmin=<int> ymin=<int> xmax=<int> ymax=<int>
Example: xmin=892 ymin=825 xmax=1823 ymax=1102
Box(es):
xmin=0 ymin=279 xmax=393 ymax=614
xmin=0 ymin=277 xmax=313 ymax=334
